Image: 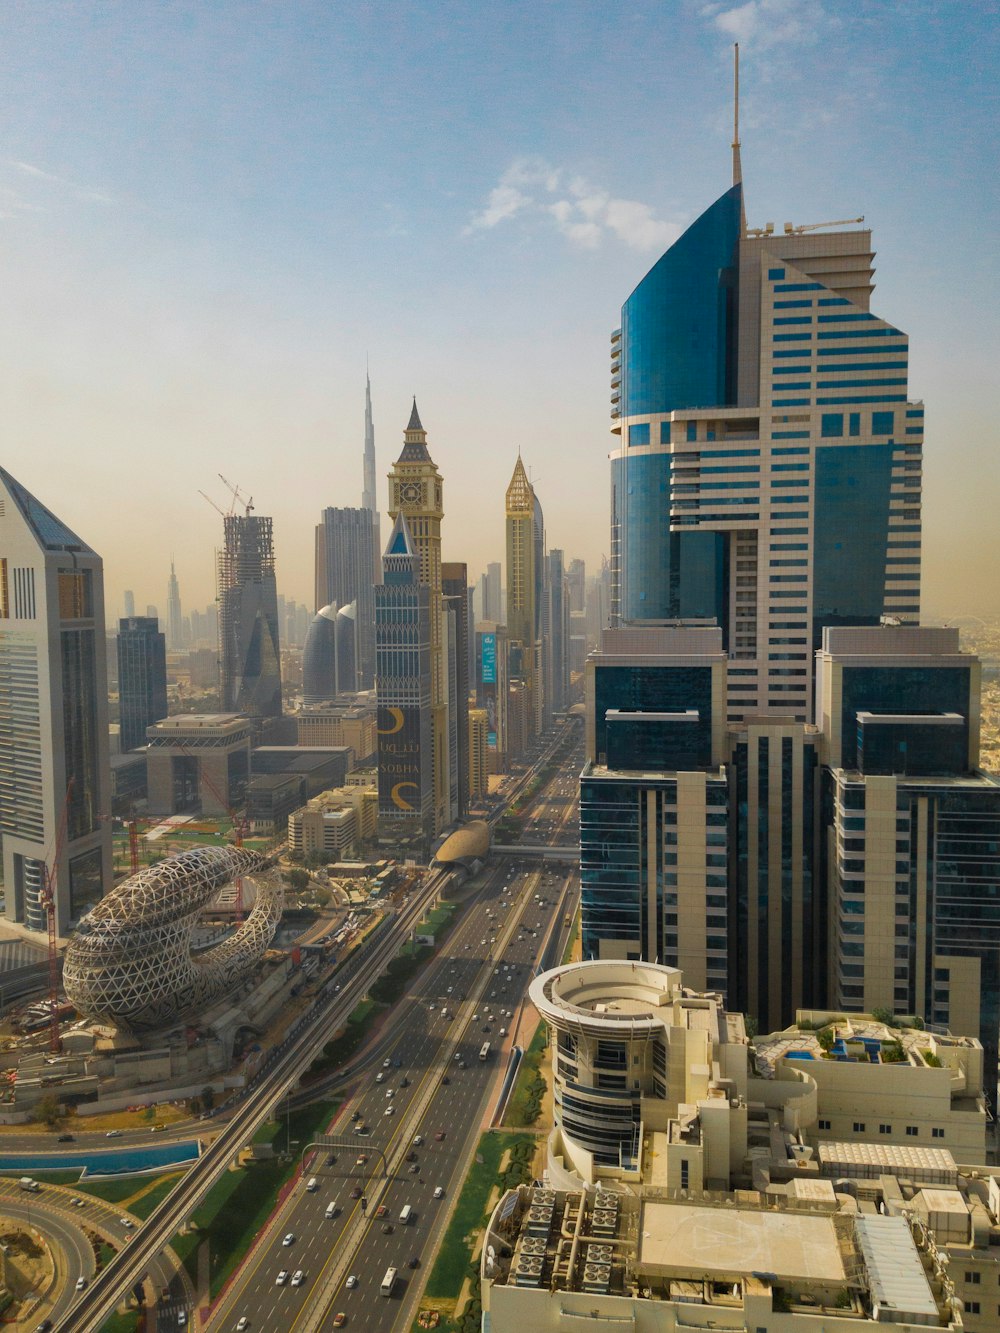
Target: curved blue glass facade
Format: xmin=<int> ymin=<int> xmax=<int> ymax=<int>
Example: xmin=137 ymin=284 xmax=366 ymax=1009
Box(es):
xmin=302 ymin=610 xmax=337 ymax=703
xmin=620 ymin=184 xmax=742 ymax=417
xmin=612 ymin=454 xmax=728 ymax=624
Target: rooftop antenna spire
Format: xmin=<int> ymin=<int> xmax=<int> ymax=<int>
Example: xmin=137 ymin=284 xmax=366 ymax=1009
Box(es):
xmin=732 ymin=43 xmax=747 ymax=236
xmin=732 ymin=43 xmax=742 ymax=186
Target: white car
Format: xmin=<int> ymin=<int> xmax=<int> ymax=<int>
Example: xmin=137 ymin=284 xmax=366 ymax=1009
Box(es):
xmin=291 ymin=1270 xmax=304 ymax=1287
xmin=237 ymin=1320 xmax=250 ymax=1332
xmin=433 ymin=1185 xmax=445 ymax=1199
xmin=384 ymin=1106 xmax=394 ymax=1117
xmin=383 ymin=1058 xmax=391 ymax=1068
xmin=345 ymin=1275 xmax=358 ymax=1289
xmin=119 ymin=1217 xmax=133 ymax=1228
xmin=276 ymin=1270 xmax=288 ymax=1285
xmin=412 ymin=1134 xmax=423 ymax=1146
xmin=76 ymin=1276 xmax=87 ymax=1290
xmin=282 ymin=1233 xmax=295 ymax=1246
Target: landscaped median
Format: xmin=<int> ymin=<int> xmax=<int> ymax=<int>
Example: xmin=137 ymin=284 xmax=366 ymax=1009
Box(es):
xmin=171 ymin=1098 xmax=339 ymax=1303
xmin=502 ymin=1021 xmax=548 ymax=1128
xmin=415 ymin=1130 xmax=536 ymax=1333
xmin=303 ymin=901 xmax=458 ymax=1083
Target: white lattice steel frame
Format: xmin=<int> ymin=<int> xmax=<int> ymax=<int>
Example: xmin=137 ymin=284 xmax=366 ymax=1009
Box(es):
xmin=63 ymin=846 xmax=283 ymax=1032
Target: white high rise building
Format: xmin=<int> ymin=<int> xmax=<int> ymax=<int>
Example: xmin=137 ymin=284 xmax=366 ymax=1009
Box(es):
xmin=0 ymin=468 xmax=112 ymax=934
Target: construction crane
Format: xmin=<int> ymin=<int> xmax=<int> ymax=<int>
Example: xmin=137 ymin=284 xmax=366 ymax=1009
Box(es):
xmin=40 ymin=780 xmax=74 ymax=1055
xmin=199 ymin=489 xmax=229 ymax=519
xmin=782 ymin=216 xmax=864 ymax=235
xmin=218 ymin=474 xmax=254 ymax=517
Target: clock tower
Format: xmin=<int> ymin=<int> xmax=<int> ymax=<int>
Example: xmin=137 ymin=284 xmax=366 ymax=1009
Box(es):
xmin=388 ymin=400 xmax=451 ymax=831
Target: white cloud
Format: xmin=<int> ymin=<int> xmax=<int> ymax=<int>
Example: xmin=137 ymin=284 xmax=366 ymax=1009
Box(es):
xmin=707 ymin=0 xmax=826 ymax=52
xmin=465 ymin=158 xmax=679 ymax=252
xmin=1 ymin=158 xmax=117 ymax=217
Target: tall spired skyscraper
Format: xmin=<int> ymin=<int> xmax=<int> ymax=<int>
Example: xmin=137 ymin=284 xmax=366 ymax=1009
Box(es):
xmin=387 ymin=401 xmax=453 ymax=830
xmin=0 ymin=468 xmax=113 ymax=933
xmin=166 ymin=559 xmax=183 ymax=650
xmin=610 ymin=94 xmax=919 ymax=725
xmin=578 ymin=68 xmax=1000 ymax=1060
xmin=505 ymin=456 xmax=545 ymax=741
xmin=361 ymin=370 xmax=381 ymax=581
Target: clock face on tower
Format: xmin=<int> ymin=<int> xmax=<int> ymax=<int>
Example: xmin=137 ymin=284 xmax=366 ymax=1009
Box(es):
xmin=400 ymin=481 xmax=422 ymax=505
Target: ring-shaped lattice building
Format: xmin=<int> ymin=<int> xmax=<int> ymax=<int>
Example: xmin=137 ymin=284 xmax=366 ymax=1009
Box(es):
xmin=63 ymin=846 xmax=282 ymax=1032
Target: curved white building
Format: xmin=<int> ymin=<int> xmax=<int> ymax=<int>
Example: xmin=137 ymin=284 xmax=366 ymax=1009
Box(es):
xmin=64 ymin=845 xmax=282 ymax=1032
xmin=529 ymin=960 xmax=748 ymax=1184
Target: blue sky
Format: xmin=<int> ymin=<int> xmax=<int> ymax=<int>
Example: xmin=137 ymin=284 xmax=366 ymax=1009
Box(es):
xmin=0 ymin=0 xmax=997 ymax=618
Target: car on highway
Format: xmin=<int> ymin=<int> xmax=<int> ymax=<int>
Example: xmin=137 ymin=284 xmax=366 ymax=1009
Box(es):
xmin=275 ymin=1270 xmax=288 ymax=1285
xmin=345 ymin=1275 xmax=358 ymax=1289
xmin=105 ymin=1129 xmax=122 ymax=1138
xmin=57 ymin=1133 xmax=74 ymax=1142
xmin=375 ymin=1205 xmax=388 ymax=1218
xmin=382 ymin=1222 xmax=393 ymax=1233
xmin=333 ymin=1316 xmax=347 ymax=1328
xmin=291 ymin=1270 xmax=304 ymax=1287
xmin=350 ymin=1185 xmax=362 ymax=1198
xmin=384 ymin=1105 xmax=394 ymax=1116
xmin=413 ymin=1134 xmax=423 ymax=1145
xmin=75 ymin=1276 xmax=87 ymax=1290
xmin=408 ymin=1162 xmax=420 ymax=1173
xmin=435 ymin=1131 xmax=446 ymax=1141
xmin=441 ymin=1075 xmax=450 ymax=1086
xmin=383 ymin=1057 xmax=391 ymax=1068
xmin=355 ymin=1154 xmax=368 ymax=1165
xmin=282 ymin=1233 xmax=295 ymax=1246
xmin=408 ymin=1255 xmax=420 ymax=1268
xmin=375 ymin=1072 xmax=385 ymax=1083
xmin=434 ymin=1185 xmax=445 ymax=1198
xmin=236 ymin=1320 xmax=249 ymax=1332
xmin=406 ymin=1150 xmax=418 ymax=1162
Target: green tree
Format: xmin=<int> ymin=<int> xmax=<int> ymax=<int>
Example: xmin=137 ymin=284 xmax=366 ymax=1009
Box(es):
xmin=36 ymin=1094 xmax=62 ymax=1128
xmin=284 ymin=868 xmax=310 ymax=892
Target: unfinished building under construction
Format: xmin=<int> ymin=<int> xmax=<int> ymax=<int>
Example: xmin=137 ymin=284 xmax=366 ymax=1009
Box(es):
xmin=218 ymin=512 xmax=282 ymax=720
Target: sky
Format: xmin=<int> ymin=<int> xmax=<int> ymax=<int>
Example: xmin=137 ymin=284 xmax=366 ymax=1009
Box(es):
xmin=0 ymin=0 xmax=998 ymax=622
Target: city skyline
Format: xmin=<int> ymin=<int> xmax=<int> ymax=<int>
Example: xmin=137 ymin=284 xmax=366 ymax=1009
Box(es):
xmin=0 ymin=3 xmax=996 ymax=618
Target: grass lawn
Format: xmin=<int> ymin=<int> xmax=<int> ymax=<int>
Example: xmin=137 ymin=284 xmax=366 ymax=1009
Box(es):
xmin=172 ymin=1100 xmax=338 ymax=1300
xmin=418 ymin=1131 xmax=535 ymax=1332
xmin=99 ymin=1311 xmax=139 ymax=1333
xmin=561 ymin=908 xmax=579 ymax=965
xmin=503 ymin=1021 xmax=548 ymax=1128
xmin=0 ymin=1168 xmax=82 ymax=1184
xmin=76 ymin=1172 xmax=184 ymax=1219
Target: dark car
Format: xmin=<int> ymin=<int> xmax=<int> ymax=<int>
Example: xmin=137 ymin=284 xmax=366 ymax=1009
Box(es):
xmin=441 ymin=1075 xmax=450 ymax=1086
xmin=382 ymin=1223 xmax=393 ymax=1234
xmin=408 ymin=1256 xmax=420 ymax=1269
xmin=406 ymin=1151 xmax=418 ymax=1162
xmin=57 ymin=1134 xmax=74 ymax=1143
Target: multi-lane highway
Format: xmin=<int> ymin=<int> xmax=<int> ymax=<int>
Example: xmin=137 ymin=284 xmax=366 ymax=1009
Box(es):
xmin=208 ymin=856 xmax=575 ymax=1331
xmin=61 ymin=867 xmax=455 ymax=1333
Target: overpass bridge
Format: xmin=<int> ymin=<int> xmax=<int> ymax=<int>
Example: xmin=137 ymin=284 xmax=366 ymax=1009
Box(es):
xmin=492 ymin=844 xmax=579 ymax=863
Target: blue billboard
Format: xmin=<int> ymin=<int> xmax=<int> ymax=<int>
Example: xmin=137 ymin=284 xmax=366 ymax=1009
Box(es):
xmin=481 ymin=632 xmax=497 ymax=685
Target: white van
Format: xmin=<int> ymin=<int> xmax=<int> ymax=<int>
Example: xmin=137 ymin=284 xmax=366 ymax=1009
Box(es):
xmin=306 ymin=1176 xmax=318 ymax=1192
xmin=399 ymin=1203 xmax=413 ymax=1225
xmin=325 ymin=1201 xmax=338 ymax=1218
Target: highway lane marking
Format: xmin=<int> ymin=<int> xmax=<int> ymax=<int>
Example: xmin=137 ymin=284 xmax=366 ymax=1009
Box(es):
xmin=208 ymin=876 xmax=512 ymax=1327
xmin=290 ymin=866 xmax=544 ymax=1332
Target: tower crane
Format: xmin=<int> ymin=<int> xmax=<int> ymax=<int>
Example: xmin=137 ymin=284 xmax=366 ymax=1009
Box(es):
xmin=218 ymin=474 xmax=254 ymax=517
xmin=782 ymin=216 xmax=864 ymax=235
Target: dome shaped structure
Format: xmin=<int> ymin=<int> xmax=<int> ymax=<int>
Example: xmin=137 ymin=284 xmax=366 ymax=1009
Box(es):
xmin=63 ymin=846 xmax=281 ymax=1032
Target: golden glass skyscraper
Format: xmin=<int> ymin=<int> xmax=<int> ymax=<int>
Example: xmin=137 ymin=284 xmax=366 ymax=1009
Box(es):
xmin=387 ymin=401 xmax=453 ymax=831
xmin=505 ymin=455 xmax=544 ymax=742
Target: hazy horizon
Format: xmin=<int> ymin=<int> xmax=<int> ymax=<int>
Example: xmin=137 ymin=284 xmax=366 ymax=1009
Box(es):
xmin=2 ymin=1 xmax=997 ymax=622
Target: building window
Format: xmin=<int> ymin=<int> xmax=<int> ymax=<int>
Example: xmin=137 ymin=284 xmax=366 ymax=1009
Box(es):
xmin=906 ymin=1126 xmax=918 ymax=1137
xmin=853 ymin=1122 xmax=865 ymax=1133
xmin=660 ymin=421 xmax=671 ymax=443
xmin=872 ymin=410 xmax=895 ymax=435
xmin=965 ymin=1271 xmax=980 ymax=1284
xmin=629 ymin=422 xmax=650 ymax=446
xmin=768 ymin=268 xmax=786 ymax=280
xmin=849 ymin=412 xmax=861 ymax=436
xmin=966 ymin=1302 xmax=980 ymax=1316
xmin=818 ymin=1119 xmax=831 ymax=1130
xmin=821 ymin=413 xmax=844 ymax=438
xmin=879 ymin=1124 xmax=892 ymax=1134
xmin=680 ymin=1159 xmax=689 ymax=1188
xmin=686 ymin=421 xmax=697 ymax=442
xmin=932 ymin=1127 xmax=945 ymax=1139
